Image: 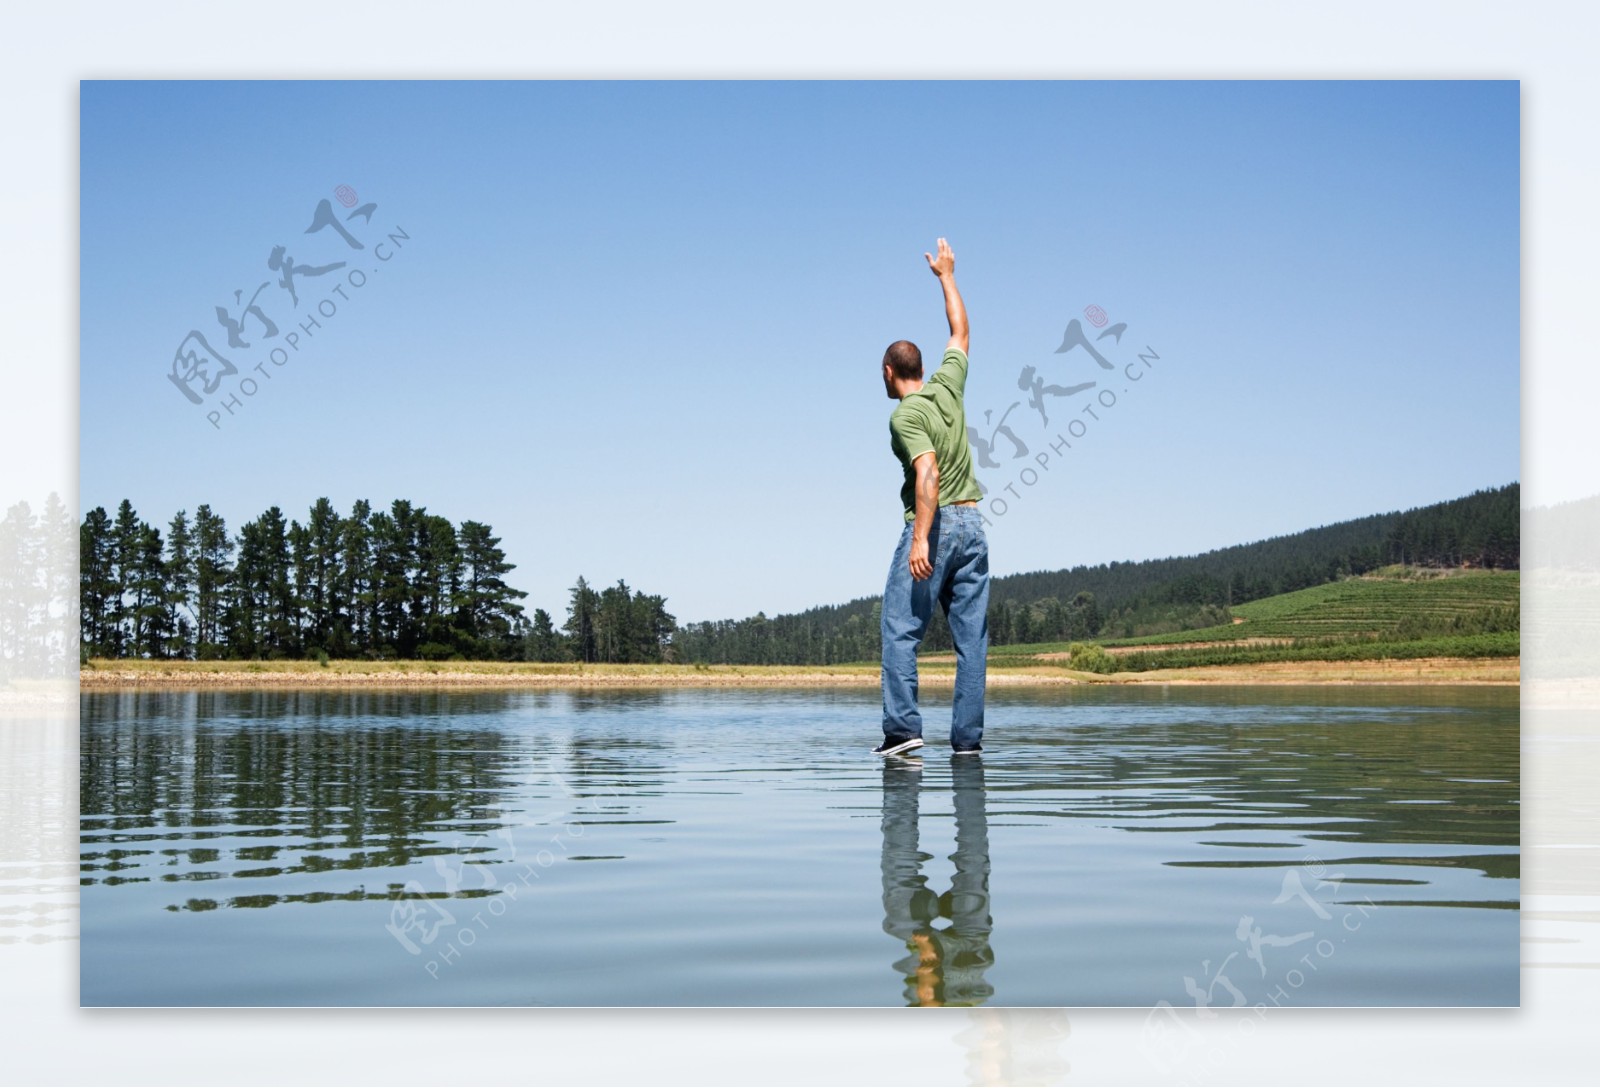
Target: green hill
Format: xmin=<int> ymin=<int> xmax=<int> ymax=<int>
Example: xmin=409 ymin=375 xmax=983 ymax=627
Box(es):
xmin=1107 ymin=567 xmax=1517 ymax=645
xmin=993 ymin=567 xmax=1519 ymax=672
xmin=673 ymin=483 xmax=1521 ymax=666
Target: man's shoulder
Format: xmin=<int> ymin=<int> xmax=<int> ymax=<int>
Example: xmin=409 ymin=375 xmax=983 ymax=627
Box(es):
xmin=929 ymin=347 xmax=969 ymax=388
xmin=890 ymin=395 xmax=941 ymax=447
xmin=889 ymin=398 xmax=922 ymax=432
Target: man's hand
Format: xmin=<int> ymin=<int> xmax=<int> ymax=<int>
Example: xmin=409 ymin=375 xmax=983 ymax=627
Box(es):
xmin=909 ymin=536 xmax=933 ymax=581
xmin=925 ymin=237 xmax=968 ymax=354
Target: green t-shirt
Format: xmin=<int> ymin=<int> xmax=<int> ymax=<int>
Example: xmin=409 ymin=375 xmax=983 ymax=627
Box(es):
xmin=888 ymin=346 xmax=982 ymax=522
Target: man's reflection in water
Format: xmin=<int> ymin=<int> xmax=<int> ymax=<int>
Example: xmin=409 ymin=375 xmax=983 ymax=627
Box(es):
xmin=880 ymin=755 xmax=995 ymax=1006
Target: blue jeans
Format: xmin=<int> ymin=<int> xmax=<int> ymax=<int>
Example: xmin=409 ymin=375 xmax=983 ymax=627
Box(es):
xmin=881 ymin=504 xmax=990 ymax=750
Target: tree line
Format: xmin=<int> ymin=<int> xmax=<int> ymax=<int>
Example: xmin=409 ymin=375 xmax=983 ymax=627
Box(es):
xmin=1382 ymin=484 xmax=1519 ymax=570
xmin=79 ymin=498 xmax=678 ymax=664
xmin=80 ymin=498 xmax=533 ymax=661
xmin=526 ymin=576 xmax=676 ymax=664
xmin=673 ymin=483 xmax=1521 ymax=663
xmin=77 ymin=482 xmax=1517 ymax=668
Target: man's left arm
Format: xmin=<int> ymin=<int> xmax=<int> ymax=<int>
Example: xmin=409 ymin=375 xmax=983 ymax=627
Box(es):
xmin=909 ymin=452 xmax=938 ymax=581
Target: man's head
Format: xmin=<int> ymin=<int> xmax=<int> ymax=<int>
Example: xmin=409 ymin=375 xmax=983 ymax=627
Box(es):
xmin=882 ymin=340 xmax=923 ymax=399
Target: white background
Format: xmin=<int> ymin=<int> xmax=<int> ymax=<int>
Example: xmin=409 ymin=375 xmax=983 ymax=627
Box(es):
xmin=2 ymin=1 xmax=1595 ymax=1084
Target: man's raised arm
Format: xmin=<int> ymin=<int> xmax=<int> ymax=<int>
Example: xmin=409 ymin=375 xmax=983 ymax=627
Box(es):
xmin=924 ymin=236 xmax=969 ymax=355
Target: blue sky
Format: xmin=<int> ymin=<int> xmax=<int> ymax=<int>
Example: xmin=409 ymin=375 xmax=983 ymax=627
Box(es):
xmin=80 ymin=80 xmax=1519 ymax=622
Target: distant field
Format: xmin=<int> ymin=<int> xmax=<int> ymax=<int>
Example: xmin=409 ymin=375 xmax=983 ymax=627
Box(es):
xmin=987 ymin=568 xmax=1520 ymax=673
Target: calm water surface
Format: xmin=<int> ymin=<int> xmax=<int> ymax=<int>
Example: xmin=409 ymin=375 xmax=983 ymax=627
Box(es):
xmin=80 ymin=686 xmax=1518 ymax=1006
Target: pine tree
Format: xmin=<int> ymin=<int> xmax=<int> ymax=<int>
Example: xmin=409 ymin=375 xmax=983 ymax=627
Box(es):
xmin=193 ymin=505 xmax=232 ymax=659
xmin=525 ymin=607 xmax=566 ymax=662
xmin=110 ymin=499 xmax=141 ymax=656
xmin=164 ymin=510 xmax=196 ymax=659
xmin=229 ymin=516 xmax=265 ymax=658
xmin=565 ymin=576 xmax=599 ymax=663
xmin=596 ymin=579 xmax=631 ymax=663
xmin=133 ymin=522 xmax=168 ymax=657
xmin=413 ymin=512 xmax=461 ymax=657
xmin=306 ymin=497 xmax=345 ymax=655
xmin=635 ymin=592 xmax=676 ymax=663
xmin=259 ymin=507 xmax=296 ymax=657
xmin=338 ymin=500 xmax=373 ymax=655
xmin=79 ymin=507 xmax=115 ymax=659
xmin=369 ymin=508 xmax=412 ymax=657
xmin=289 ymin=518 xmax=313 ymax=653
xmin=458 ymin=520 xmax=528 ymax=658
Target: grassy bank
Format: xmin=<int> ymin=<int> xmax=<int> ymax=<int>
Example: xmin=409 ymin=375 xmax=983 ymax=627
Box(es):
xmin=79 ymin=654 xmax=1517 ymax=689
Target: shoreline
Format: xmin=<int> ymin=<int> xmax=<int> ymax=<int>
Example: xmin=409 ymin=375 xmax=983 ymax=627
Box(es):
xmin=77 ymin=656 xmax=1519 ymax=690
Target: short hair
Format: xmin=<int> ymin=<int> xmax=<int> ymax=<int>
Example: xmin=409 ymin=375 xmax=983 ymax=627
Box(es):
xmin=883 ymin=340 xmax=923 ymax=381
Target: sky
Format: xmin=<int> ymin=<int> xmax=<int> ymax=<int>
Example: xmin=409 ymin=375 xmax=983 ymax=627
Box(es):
xmin=79 ymin=80 xmax=1520 ymax=622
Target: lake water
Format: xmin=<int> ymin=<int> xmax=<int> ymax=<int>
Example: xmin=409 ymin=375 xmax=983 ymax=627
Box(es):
xmin=79 ymin=685 xmax=1519 ymax=1007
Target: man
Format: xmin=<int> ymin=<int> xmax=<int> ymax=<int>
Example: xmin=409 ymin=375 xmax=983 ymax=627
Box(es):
xmin=875 ymin=237 xmax=990 ymax=757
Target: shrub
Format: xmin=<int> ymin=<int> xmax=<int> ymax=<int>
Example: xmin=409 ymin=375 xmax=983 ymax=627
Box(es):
xmin=1067 ymin=642 xmax=1118 ymax=674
